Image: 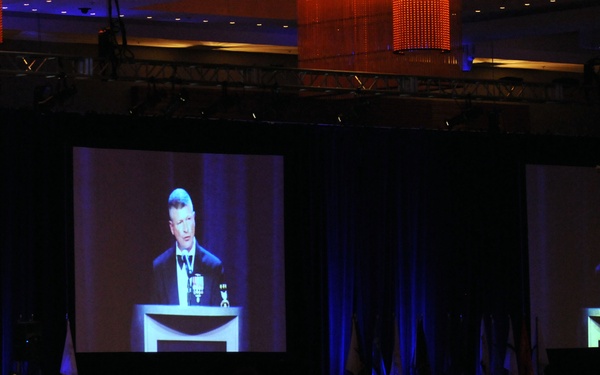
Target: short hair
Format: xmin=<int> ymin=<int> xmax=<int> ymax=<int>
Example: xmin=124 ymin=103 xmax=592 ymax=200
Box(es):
xmin=168 ymin=188 xmax=194 ymax=212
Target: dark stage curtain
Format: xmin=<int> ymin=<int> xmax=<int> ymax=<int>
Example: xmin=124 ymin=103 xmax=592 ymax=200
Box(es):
xmin=1 ymin=111 xmax=70 ymax=375
xmin=309 ymin=128 xmax=528 ymax=375
xmin=2 ymin=109 xmax=600 ymax=375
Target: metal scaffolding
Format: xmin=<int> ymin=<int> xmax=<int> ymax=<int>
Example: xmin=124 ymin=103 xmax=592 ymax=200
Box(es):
xmin=0 ymin=50 xmax=588 ymax=104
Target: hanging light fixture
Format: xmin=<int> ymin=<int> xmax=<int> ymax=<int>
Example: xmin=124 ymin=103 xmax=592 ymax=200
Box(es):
xmin=393 ymin=0 xmax=450 ymax=52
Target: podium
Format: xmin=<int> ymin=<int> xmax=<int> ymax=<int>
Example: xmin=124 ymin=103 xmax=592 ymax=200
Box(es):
xmin=131 ymin=305 xmax=242 ymax=352
xmin=585 ymin=307 xmax=600 ymax=347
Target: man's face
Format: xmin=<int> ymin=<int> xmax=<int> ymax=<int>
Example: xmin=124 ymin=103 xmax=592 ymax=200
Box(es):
xmin=169 ymin=205 xmax=196 ymax=251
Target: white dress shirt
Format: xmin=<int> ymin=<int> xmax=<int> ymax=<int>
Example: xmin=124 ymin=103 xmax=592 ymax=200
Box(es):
xmin=175 ymin=238 xmax=196 ymax=306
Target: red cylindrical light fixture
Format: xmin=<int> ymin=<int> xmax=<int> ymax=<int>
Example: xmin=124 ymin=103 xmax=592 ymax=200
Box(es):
xmin=393 ymin=0 xmax=450 ymax=52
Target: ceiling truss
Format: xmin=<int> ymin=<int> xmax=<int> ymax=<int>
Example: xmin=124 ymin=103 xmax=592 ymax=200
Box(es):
xmin=0 ymin=51 xmax=593 ymax=105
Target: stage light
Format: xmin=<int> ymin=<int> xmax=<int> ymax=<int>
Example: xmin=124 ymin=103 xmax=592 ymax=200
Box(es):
xmin=393 ymin=0 xmax=451 ymax=52
xmin=444 ymin=113 xmax=464 ymax=129
xmin=34 ymin=76 xmax=78 ymax=111
xmin=164 ymin=92 xmax=187 ymax=117
xmin=445 ymin=106 xmax=483 ymax=129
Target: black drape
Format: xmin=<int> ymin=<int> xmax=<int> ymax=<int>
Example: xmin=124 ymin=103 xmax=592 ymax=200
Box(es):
xmin=313 ymin=129 xmax=528 ymax=375
xmin=1 ymin=111 xmax=70 ymax=375
xmin=2 ymin=109 xmax=600 ymax=375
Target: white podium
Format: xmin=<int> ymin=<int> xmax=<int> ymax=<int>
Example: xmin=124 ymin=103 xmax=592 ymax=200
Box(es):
xmin=585 ymin=308 xmax=600 ymax=347
xmin=131 ymin=305 xmax=242 ymax=352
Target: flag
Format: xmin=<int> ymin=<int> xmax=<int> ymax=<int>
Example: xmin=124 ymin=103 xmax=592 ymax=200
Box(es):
xmin=490 ymin=316 xmax=503 ymax=375
xmin=441 ymin=314 xmax=454 ymax=375
xmin=532 ymin=317 xmax=549 ymax=375
xmin=478 ymin=316 xmax=490 ymax=375
xmin=442 ymin=313 xmax=468 ymax=375
xmin=372 ymin=352 xmax=387 ymax=375
xmin=519 ymin=320 xmax=534 ymax=375
xmin=371 ymin=315 xmax=387 ymax=375
xmin=411 ymin=318 xmax=431 ymax=375
xmin=60 ymin=319 xmax=78 ymax=375
xmin=503 ymin=316 xmax=518 ymax=375
xmin=346 ymin=316 xmax=365 ymax=375
xmin=390 ymin=319 xmax=403 ymax=375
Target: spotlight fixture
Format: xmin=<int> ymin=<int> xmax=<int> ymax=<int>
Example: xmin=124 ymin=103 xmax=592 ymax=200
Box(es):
xmin=444 ymin=113 xmax=464 ymax=129
xmin=34 ymin=74 xmax=78 ymax=111
xmin=79 ymin=7 xmax=91 ymax=14
xmin=164 ymin=91 xmax=188 ymax=117
xmin=445 ymin=106 xmax=483 ymax=129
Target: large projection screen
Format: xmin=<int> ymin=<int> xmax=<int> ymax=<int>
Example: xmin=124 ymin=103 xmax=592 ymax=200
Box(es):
xmin=527 ymin=164 xmax=600 ymax=348
xmin=73 ymin=147 xmax=286 ymax=353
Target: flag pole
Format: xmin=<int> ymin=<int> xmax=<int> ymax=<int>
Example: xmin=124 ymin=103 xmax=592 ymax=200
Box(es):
xmin=536 ymin=317 xmax=540 ymax=375
xmin=61 ymin=147 xmax=77 ymax=375
xmin=63 ymin=145 xmax=71 ymax=320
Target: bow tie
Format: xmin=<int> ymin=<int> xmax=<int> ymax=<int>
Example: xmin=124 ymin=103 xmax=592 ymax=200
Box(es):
xmin=177 ymin=254 xmax=193 ymax=269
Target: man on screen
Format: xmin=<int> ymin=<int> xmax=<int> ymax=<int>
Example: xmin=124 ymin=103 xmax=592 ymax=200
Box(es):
xmin=152 ymin=188 xmax=227 ymax=306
